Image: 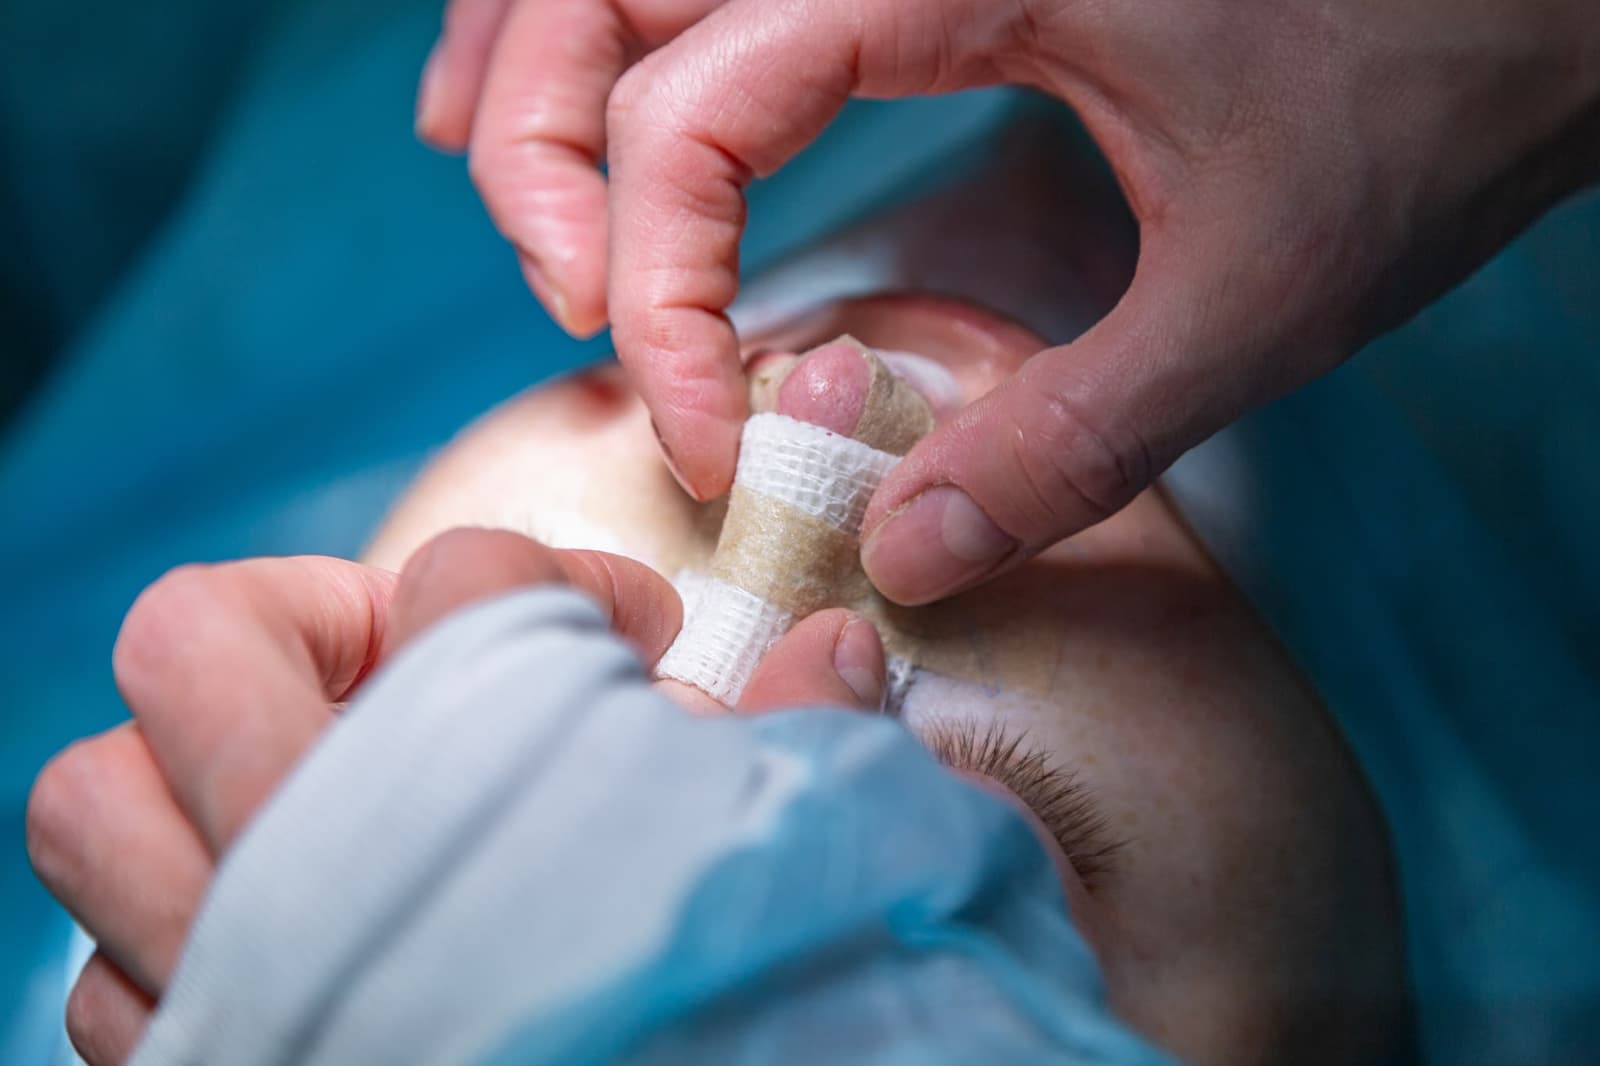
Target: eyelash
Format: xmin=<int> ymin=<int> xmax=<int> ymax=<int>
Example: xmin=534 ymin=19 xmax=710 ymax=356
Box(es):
xmin=918 ymin=718 xmax=1125 ymax=889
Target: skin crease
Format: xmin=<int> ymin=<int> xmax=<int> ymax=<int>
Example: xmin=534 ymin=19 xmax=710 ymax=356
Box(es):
xmin=366 ymin=293 xmax=1412 ymax=1066
xmin=416 ymin=0 xmax=1600 ymax=609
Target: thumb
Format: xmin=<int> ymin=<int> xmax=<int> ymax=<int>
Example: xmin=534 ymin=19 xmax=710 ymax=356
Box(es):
xmin=861 ymin=253 xmax=1298 ymax=606
xmin=385 ymin=527 xmax=683 ymax=663
xmin=736 ymin=609 xmax=886 ymax=714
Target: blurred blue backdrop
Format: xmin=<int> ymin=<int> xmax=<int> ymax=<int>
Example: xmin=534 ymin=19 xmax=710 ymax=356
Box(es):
xmin=2 ymin=0 xmax=1596 ymax=1062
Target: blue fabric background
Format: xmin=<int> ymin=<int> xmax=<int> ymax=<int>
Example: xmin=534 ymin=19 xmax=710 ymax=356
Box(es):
xmin=2 ymin=0 xmax=1595 ymax=1061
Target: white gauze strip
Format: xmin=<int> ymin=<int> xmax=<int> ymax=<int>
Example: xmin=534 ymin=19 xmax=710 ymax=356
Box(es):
xmin=665 ymin=572 xmax=921 ymax=711
xmin=655 ymin=414 xmax=899 ymax=705
xmin=734 ymin=413 xmax=897 ymax=529
xmin=660 ymin=575 xmax=794 ymax=707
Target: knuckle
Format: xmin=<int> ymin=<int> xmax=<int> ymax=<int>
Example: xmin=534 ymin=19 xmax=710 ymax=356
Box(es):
xmin=408 ymin=526 xmax=493 ymax=573
xmin=406 ymin=526 xmax=562 ymax=586
xmin=605 ymin=61 xmax=653 ymax=135
xmin=612 ymin=312 xmax=692 ymax=379
xmin=112 ymin=564 xmax=223 ymax=711
xmin=608 ymin=56 xmax=696 ymax=160
xmin=1007 ymin=382 xmax=1152 ymax=530
xmin=464 ymin=130 xmax=522 ymax=209
xmin=415 ymin=525 xmax=484 ymax=558
xmin=25 ymin=739 xmax=100 ymax=891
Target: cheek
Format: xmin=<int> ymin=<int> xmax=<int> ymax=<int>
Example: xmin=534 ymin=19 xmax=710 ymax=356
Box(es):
xmin=1031 ymin=696 xmax=1349 ymax=1066
xmin=365 ymin=375 xmax=717 ymax=574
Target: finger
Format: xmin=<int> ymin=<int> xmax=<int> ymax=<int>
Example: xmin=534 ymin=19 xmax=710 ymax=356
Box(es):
xmin=604 ymin=0 xmax=999 ymax=500
xmin=385 ymin=527 xmax=567 ymax=652
xmin=27 ymin=724 xmax=210 ymax=996
xmin=557 ymin=547 xmax=685 ymax=666
xmin=737 ymin=608 xmax=885 ymax=713
xmin=385 ymin=527 xmax=683 ymax=663
xmin=861 ymin=244 xmax=1291 ymax=605
xmin=415 ymin=0 xmax=517 ymax=151
xmin=66 ymin=951 xmax=153 ymax=1066
xmin=467 ymin=0 xmax=622 ymax=335
xmin=467 ymin=0 xmax=721 ymax=337
xmin=654 ymin=677 xmax=726 ymax=715
xmin=113 ymin=557 xmax=399 ymax=855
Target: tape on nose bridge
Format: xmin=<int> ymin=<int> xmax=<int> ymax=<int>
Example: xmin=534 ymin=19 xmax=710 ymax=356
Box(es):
xmin=654 ymin=341 xmax=934 ymax=707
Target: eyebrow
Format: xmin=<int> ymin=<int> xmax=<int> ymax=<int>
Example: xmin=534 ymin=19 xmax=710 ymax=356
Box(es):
xmin=916 ymin=717 xmax=1126 ymax=889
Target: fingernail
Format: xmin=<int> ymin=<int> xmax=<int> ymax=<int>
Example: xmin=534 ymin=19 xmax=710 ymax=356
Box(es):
xmin=519 ymin=254 xmax=574 ymax=335
xmin=833 ymin=619 xmax=885 ymax=710
xmin=651 ymin=418 xmax=700 ymax=500
xmin=414 ymin=42 xmax=445 ymax=136
xmin=862 ymin=485 xmax=1016 ymax=605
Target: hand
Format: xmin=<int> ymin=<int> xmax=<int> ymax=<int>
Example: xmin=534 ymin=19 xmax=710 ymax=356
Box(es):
xmin=418 ymin=0 xmax=1600 ymax=604
xmin=26 ymin=528 xmax=884 ymax=1064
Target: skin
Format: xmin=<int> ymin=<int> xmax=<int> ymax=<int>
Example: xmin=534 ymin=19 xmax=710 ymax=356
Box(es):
xmin=415 ymin=0 xmax=1600 ymax=607
xmin=27 ymin=533 xmax=888 ymax=1064
xmin=26 ymin=294 xmax=1408 ymax=1064
xmin=366 ymin=294 xmax=1411 ymax=1065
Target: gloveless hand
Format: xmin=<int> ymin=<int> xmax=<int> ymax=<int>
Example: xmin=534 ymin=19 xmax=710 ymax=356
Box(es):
xmin=26 ymin=528 xmax=885 ymax=1063
xmin=418 ymin=0 xmax=1600 ymax=604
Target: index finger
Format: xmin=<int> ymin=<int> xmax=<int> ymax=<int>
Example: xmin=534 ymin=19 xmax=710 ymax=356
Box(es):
xmin=112 ymin=557 xmax=398 ymax=855
xmin=603 ymin=0 xmax=865 ymax=500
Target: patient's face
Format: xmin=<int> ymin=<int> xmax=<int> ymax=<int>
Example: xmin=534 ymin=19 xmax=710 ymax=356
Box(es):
xmin=366 ymin=294 xmax=1407 ymax=1065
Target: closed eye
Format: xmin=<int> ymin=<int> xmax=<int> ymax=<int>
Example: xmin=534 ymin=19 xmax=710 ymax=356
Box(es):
xmin=918 ymin=717 xmax=1126 ymax=890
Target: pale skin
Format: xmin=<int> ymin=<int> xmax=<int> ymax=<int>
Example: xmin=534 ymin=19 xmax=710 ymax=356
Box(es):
xmin=370 ymin=293 xmax=1411 ymax=1064
xmin=416 ymin=0 xmax=1600 ymax=607
xmin=28 ymin=294 xmax=1408 ymax=1064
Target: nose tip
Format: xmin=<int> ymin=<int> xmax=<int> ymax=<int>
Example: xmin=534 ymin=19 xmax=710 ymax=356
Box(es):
xmin=776 ymin=339 xmax=872 ymax=435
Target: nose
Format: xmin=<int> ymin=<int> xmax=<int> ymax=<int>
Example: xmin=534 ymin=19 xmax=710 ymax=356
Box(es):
xmin=740 ymin=292 xmax=1047 ymax=410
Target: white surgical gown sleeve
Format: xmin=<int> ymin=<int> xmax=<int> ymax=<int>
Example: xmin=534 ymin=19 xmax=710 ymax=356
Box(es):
xmin=126 ymin=586 xmax=1172 ymax=1066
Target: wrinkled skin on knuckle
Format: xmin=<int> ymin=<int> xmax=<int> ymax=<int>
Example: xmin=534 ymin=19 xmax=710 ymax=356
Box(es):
xmin=651 ymin=354 xmax=738 ymax=423
xmin=1008 ymin=386 xmax=1149 ymax=534
xmin=605 ymin=308 xmax=663 ymax=367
